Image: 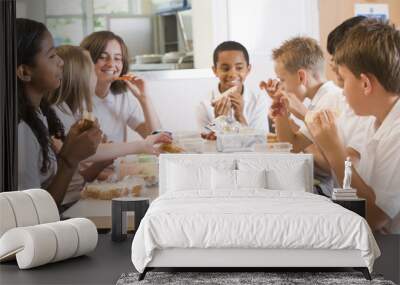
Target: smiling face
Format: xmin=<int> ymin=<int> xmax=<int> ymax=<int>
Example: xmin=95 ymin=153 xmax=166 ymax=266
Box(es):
xmin=274 ymin=59 xmax=306 ymax=101
xmin=94 ymin=39 xmax=124 ymax=84
xmin=30 ymin=31 xmax=64 ymax=93
xmin=212 ymin=50 xmax=251 ymax=93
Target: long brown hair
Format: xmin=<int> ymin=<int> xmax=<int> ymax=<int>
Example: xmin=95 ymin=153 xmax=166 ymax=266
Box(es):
xmin=17 ymin=18 xmax=65 ymax=173
xmin=49 ymin=45 xmax=94 ymax=115
xmin=80 ymin=31 xmax=129 ymax=95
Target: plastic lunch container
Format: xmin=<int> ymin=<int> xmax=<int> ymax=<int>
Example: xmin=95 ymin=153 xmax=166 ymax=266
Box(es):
xmin=265 ymin=142 xmax=293 ymax=152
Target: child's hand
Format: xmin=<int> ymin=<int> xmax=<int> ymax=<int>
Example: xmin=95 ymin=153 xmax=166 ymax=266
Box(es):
xmin=59 ymin=120 xmax=102 ymax=168
xmin=260 ymin=79 xmax=281 ymax=98
xmin=229 ymin=92 xmax=246 ymax=124
xmin=116 ymin=73 xmax=146 ymax=102
xmin=284 ymin=92 xmax=308 ymax=121
xmin=269 ymin=91 xmax=290 ymax=119
xmin=212 ymin=96 xmax=232 ymax=117
xmin=50 ymin=136 xmax=63 ymax=154
xmin=305 ymin=110 xmax=341 ymax=152
xmin=143 ymin=132 xmax=173 ymax=155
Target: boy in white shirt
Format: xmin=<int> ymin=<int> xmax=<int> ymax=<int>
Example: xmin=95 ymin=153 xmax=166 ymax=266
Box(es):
xmin=261 ymin=36 xmax=345 ymax=154
xmin=261 ymin=37 xmax=345 ymax=196
xmin=275 ymin=19 xmax=400 ymax=233
xmin=197 ymin=41 xmax=269 ymax=132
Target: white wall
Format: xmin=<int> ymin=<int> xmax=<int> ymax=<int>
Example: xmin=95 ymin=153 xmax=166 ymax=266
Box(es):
xmin=192 ymin=0 xmax=320 ymax=81
xmin=191 ymin=0 xmax=229 ymax=69
xmin=16 ymin=0 xmax=45 ymax=21
xmin=128 ymin=69 xmax=217 ymax=138
xmin=227 ymin=0 xmax=320 ymax=86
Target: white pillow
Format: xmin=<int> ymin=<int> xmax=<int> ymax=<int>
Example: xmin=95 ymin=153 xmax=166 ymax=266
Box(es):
xmin=167 ymin=162 xmax=211 ymax=191
xmin=266 ymin=166 xmax=306 ymax=191
xmin=238 ymin=158 xmax=308 ymax=191
xmin=236 ymin=169 xmax=267 ymax=189
xmin=211 ymin=168 xmax=237 ymax=191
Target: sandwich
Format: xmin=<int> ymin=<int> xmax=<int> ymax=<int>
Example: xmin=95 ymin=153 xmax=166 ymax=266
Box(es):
xmin=212 ymin=86 xmax=239 ymax=104
xmin=79 ymin=111 xmax=95 ymax=132
xmin=159 ymin=143 xmax=185 ymax=153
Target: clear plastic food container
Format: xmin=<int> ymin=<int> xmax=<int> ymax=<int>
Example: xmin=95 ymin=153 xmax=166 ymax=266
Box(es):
xmin=114 ymin=154 xmax=158 ymax=186
xmin=177 ymin=138 xmax=205 ymax=153
xmin=216 ymin=132 xmax=266 ymax=152
xmin=266 ymin=142 xmax=293 ymax=153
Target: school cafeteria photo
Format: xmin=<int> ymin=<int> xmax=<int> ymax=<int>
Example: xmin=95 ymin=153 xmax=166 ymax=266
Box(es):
xmin=0 ymin=0 xmax=400 ymax=284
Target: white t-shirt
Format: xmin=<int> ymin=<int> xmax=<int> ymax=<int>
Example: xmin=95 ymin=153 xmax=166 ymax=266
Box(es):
xmin=355 ymin=99 xmax=400 ymax=234
xmin=336 ymin=99 xmax=374 ymax=154
xmin=300 ymin=81 xmax=373 ymax=154
xmin=18 ymin=111 xmax=57 ymax=190
xmin=300 ymin=81 xmax=344 ymax=138
xmin=196 ymin=85 xmax=270 ymax=132
xmin=52 ymin=103 xmax=85 ymax=205
xmin=92 ymin=91 xmax=145 ymax=143
xmin=53 ymin=102 xmax=80 ymax=133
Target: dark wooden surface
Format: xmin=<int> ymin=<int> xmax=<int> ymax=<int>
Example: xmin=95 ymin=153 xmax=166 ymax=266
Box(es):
xmin=0 ymin=232 xmax=134 ymax=285
xmin=332 ymin=198 xmax=366 ymax=218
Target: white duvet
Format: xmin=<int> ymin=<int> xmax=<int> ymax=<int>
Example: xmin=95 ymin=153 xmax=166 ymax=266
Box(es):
xmin=131 ymin=190 xmax=380 ymax=272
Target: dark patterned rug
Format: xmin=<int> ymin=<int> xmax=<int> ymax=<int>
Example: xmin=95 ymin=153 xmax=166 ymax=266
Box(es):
xmin=116 ymin=271 xmax=396 ymax=285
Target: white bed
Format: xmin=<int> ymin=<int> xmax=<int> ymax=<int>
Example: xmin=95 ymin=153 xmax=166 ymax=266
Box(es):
xmin=131 ymin=153 xmax=380 ymax=280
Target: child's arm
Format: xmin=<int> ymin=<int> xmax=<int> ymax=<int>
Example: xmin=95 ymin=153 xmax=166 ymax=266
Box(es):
xmin=48 ymin=121 xmax=102 ymax=206
xmin=229 ymin=92 xmax=247 ymax=125
xmin=307 ymin=110 xmax=390 ymax=231
xmin=79 ymin=160 xmax=114 ymax=182
xmin=135 ymin=97 xmax=161 ymax=138
xmin=82 ymin=133 xmax=172 ymax=162
xmin=271 ymin=93 xmax=313 ymax=152
xmin=121 ymin=74 xmax=161 ymax=137
xmin=284 ymin=92 xmax=308 ymax=121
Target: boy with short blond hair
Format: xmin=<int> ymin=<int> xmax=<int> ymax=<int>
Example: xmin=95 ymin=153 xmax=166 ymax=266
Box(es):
xmin=262 ymin=36 xmax=346 ymax=196
xmin=272 ymin=36 xmax=325 ymax=79
xmin=264 ymin=36 xmax=345 ymax=153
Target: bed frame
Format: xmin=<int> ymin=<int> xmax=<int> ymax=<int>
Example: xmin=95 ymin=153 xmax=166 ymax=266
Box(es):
xmin=140 ymin=248 xmax=371 ymax=280
xmin=139 ymin=153 xmax=371 ymax=281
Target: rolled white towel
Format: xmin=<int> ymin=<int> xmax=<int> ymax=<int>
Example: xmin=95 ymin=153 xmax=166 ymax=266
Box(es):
xmin=0 ymin=196 xmax=17 ymax=237
xmin=0 ymin=192 xmax=39 ymax=227
xmin=0 ymin=226 xmax=57 ymax=269
xmin=64 ymin=218 xmax=98 ymax=257
xmin=42 ymin=221 xmax=79 ymax=263
xmin=0 ymin=218 xmax=98 ymax=269
xmin=24 ymin=189 xmax=59 ymax=224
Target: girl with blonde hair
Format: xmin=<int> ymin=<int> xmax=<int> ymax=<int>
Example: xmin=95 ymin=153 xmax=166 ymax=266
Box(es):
xmin=48 ymin=45 xmax=170 ymax=204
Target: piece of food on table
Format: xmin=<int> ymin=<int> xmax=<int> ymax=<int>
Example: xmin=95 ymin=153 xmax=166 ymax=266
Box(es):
xmin=201 ymin=132 xmax=217 ymax=141
xmin=81 ymin=176 xmax=143 ymax=200
xmin=159 ymin=143 xmax=185 ymax=153
xmin=267 ymin=133 xmax=278 ymax=143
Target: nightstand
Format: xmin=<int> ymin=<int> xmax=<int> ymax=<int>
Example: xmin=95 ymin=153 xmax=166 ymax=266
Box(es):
xmin=332 ymin=198 xmax=366 ymax=218
xmin=111 ymin=197 xmax=150 ymax=241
